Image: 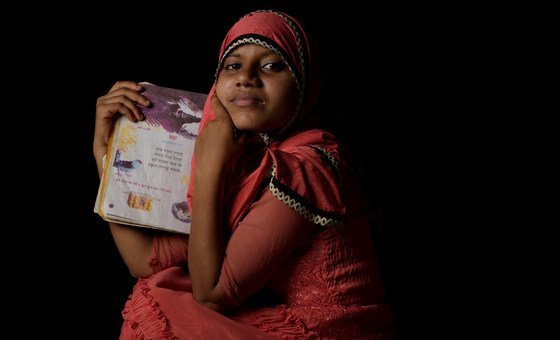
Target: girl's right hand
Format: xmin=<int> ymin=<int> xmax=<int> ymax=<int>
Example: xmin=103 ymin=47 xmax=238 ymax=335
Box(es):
xmin=194 ymin=94 xmax=249 ymax=180
xmin=93 ymin=81 xmax=151 ymax=158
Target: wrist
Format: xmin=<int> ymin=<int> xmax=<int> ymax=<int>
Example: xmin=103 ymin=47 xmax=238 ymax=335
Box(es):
xmin=93 ymin=146 xmax=108 ymax=173
xmin=93 ymin=141 xmax=108 ymax=159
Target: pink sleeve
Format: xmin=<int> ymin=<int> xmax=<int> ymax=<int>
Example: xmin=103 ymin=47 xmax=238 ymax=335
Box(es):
xmin=148 ymin=233 xmax=189 ymax=274
xmin=219 ymin=190 xmax=314 ymax=307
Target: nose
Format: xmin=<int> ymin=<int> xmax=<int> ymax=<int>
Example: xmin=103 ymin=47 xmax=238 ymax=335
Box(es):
xmin=236 ymin=66 xmax=261 ymax=87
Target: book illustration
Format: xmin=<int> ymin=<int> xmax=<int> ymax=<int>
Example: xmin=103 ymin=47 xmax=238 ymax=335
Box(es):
xmin=171 ymin=201 xmax=190 ymax=223
xmin=127 ymin=191 xmax=154 ymax=211
xmin=114 ymin=149 xmax=143 ymax=176
xmin=143 ymin=86 xmax=202 ymax=140
xmin=95 ymin=83 xmax=207 ymax=234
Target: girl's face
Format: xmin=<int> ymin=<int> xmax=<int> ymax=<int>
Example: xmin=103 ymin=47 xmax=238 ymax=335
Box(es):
xmin=215 ymin=44 xmax=298 ymax=133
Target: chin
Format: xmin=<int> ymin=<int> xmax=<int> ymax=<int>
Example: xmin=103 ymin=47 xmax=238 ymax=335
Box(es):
xmin=231 ymin=113 xmax=284 ymax=133
xmin=231 ymin=116 xmax=257 ymax=132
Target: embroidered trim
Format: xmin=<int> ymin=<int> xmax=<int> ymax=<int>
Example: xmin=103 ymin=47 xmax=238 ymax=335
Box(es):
xmin=310 ymin=146 xmax=341 ymax=183
xmin=259 ymin=132 xmax=271 ymax=146
xmin=268 ymin=164 xmax=342 ymax=227
xmin=265 ymin=10 xmax=307 ymax=137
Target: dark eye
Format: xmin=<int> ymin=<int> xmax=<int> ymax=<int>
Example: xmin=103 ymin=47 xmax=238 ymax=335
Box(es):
xmin=224 ymin=63 xmax=241 ymax=70
xmin=262 ymin=62 xmax=286 ymax=71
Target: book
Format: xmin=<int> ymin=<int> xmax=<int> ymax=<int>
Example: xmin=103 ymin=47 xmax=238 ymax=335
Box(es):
xmin=94 ymin=82 xmax=207 ymax=234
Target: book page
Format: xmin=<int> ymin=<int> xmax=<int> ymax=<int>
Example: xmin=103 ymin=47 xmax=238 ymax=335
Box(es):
xmin=96 ymin=83 xmax=207 ymax=234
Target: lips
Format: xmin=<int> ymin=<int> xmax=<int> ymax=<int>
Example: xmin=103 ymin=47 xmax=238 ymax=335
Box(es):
xmin=230 ymin=92 xmax=263 ymax=107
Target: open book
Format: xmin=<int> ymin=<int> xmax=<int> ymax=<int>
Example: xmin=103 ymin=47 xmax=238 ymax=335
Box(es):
xmin=94 ymin=82 xmax=207 ymax=234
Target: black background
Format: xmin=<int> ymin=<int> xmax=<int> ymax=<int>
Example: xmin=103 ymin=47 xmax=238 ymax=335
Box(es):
xmin=17 ymin=1 xmax=475 ymax=338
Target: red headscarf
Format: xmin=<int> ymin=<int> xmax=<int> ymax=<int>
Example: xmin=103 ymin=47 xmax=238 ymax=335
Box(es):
xmin=188 ymin=10 xmax=345 ymax=232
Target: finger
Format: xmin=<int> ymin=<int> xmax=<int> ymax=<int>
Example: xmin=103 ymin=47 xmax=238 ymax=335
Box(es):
xmin=101 ymin=91 xmax=150 ymax=120
xmin=100 ymin=95 xmax=144 ymax=121
xmin=102 ymin=90 xmax=151 ymax=109
xmin=102 ymin=102 xmax=141 ymax=122
xmin=211 ymin=95 xmax=242 ymax=139
xmin=210 ymin=94 xmax=230 ymax=121
xmin=104 ymin=88 xmax=151 ymax=108
xmin=109 ymin=81 xmax=143 ymax=93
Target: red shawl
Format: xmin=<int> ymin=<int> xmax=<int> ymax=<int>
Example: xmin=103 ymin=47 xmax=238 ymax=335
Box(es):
xmin=188 ymin=10 xmax=346 ymax=232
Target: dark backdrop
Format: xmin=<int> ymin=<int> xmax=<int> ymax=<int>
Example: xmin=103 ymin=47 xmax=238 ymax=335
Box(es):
xmin=21 ymin=2 xmax=462 ymax=338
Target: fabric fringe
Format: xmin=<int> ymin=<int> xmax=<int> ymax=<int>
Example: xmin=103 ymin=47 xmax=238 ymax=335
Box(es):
xmin=121 ymin=279 xmax=176 ymax=340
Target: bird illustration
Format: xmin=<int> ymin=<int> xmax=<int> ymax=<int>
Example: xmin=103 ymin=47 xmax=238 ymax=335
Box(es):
xmin=144 ymin=95 xmax=202 ymax=139
xmin=179 ymin=121 xmax=198 ymax=139
xmin=113 ymin=150 xmax=142 ymax=176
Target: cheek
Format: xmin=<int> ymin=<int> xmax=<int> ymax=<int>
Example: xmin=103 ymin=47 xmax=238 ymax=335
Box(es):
xmin=280 ymin=84 xmax=298 ymax=112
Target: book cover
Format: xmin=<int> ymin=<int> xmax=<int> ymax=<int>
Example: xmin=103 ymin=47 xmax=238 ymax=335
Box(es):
xmin=94 ymin=82 xmax=207 ymax=234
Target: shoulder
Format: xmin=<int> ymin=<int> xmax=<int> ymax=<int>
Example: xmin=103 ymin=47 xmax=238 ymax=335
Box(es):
xmin=273 ymin=129 xmax=341 ymax=164
xmin=272 ymin=129 xmax=342 ymax=180
xmin=265 ymin=129 xmax=347 ymax=227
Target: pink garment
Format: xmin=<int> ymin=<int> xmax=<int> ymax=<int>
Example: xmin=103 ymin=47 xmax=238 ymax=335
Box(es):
xmin=120 ymin=189 xmax=396 ymax=339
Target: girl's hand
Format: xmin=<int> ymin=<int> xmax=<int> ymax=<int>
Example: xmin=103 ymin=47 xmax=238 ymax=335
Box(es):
xmin=194 ymin=94 xmax=248 ymax=181
xmin=93 ymin=81 xmax=150 ymax=158
xmin=93 ymin=81 xmax=150 ymax=176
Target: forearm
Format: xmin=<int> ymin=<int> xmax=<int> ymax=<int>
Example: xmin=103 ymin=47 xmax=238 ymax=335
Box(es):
xmin=93 ymin=141 xmax=107 ymax=178
xmin=94 ymin=142 xmax=153 ymax=278
xmin=92 ymin=81 xmax=156 ymax=277
xmin=188 ymin=173 xmax=226 ymax=310
xmin=109 ymin=221 xmax=154 ymax=278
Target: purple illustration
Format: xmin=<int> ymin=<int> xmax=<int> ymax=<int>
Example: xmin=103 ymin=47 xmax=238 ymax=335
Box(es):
xmin=141 ymin=83 xmax=205 ymax=139
xmin=171 ymin=201 xmax=190 ymax=223
xmin=113 ymin=149 xmax=142 ymax=176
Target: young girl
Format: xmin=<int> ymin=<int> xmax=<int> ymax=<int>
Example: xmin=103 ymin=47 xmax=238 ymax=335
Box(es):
xmin=94 ymin=10 xmax=396 ymax=339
